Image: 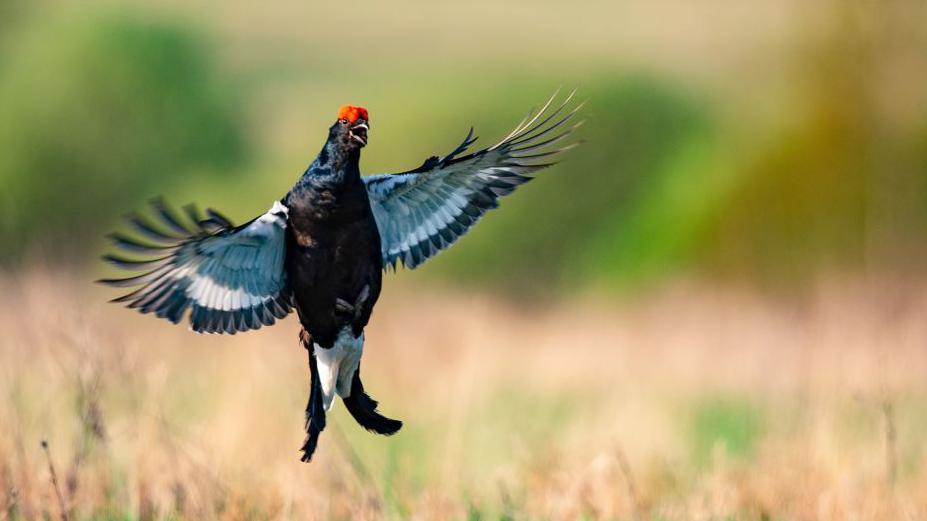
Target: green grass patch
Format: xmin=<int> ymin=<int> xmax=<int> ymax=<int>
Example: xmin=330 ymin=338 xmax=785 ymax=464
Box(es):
xmin=689 ymin=397 xmax=764 ymax=466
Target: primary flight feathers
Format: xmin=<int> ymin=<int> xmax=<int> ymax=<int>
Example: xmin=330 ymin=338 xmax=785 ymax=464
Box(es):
xmin=99 ymin=199 xmax=292 ymax=334
xmin=367 ymin=90 xmax=583 ymax=269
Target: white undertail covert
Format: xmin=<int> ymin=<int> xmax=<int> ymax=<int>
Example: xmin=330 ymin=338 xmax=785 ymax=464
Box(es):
xmin=314 ymin=327 xmax=364 ymax=411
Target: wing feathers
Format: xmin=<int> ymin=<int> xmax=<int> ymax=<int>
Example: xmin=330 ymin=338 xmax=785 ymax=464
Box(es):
xmin=100 ymin=199 xmax=292 ymax=334
xmin=365 ymin=90 xmax=581 ymax=270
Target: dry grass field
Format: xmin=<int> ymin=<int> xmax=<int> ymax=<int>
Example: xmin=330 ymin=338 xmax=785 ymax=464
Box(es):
xmin=2 ymin=0 xmax=926 ymax=519
xmin=2 ymin=271 xmax=927 ymax=520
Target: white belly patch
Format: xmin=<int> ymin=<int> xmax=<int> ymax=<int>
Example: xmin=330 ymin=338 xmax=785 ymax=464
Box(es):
xmin=314 ymin=327 xmax=364 ymax=411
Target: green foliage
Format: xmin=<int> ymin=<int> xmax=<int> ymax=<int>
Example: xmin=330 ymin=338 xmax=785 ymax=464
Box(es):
xmin=696 ymin=4 xmax=927 ymax=283
xmin=570 ymin=81 xmax=725 ymax=289
xmin=690 ymin=398 xmax=764 ymax=466
xmin=0 ymin=12 xmax=247 ymax=260
xmin=0 ymin=0 xmax=27 ymax=53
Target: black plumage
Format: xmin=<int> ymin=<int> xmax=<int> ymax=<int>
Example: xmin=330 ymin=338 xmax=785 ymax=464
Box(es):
xmin=100 ymin=92 xmax=581 ymax=462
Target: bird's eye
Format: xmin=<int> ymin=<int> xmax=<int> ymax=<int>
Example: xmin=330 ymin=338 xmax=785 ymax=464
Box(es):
xmin=341 ymin=118 xmax=349 ymax=125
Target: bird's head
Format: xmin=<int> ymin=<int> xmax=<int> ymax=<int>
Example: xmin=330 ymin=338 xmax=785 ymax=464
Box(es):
xmin=331 ymin=105 xmax=369 ymax=150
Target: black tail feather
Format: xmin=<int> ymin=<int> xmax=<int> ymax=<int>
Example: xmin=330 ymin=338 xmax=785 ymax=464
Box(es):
xmin=342 ymin=370 xmax=402 ymax=436
xmin=300 ymin=330 xmax=326 ymax=462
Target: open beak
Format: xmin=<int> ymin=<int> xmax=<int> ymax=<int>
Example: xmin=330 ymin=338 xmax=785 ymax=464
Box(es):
xmin=350 ymin=120 xmax=369 ymax=146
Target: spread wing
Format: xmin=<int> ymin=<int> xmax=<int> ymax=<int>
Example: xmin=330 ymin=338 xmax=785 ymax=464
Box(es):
xmin=99 ymin=199 xmax=292 ymax=334
xmin=364 ymin=90 xmax=582 ymax=270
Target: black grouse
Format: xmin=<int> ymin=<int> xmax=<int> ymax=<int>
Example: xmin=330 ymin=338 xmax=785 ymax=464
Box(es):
xmin=100 ymin=92 xmax=582 ymax=462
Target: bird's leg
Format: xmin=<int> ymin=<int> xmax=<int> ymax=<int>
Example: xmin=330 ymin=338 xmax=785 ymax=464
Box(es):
xmin=299 ymin=329 xmax=326 ymax=462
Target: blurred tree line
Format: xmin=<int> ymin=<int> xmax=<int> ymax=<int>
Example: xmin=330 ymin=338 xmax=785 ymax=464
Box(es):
xmin=700 ymin=3 xmax=927 ymax=283
xmin=0 ymin=1 xmax=924 ymax=293
xmin=0 ymin=8 xmax=248 ymax=259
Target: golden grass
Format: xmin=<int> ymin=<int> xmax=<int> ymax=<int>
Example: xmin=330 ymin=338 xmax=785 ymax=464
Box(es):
xmin=2 ymin=271 xmax=927 ymax=520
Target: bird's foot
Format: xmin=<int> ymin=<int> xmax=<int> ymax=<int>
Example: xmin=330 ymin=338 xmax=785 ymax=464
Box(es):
xmin=334 ymin=284 xmax=371 ymax=320
xmin=334 ymin=298 xmax=355 ymax=315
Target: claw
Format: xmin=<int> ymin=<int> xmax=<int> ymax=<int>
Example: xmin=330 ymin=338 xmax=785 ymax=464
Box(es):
xmin=335 ymin=284 xmax=371 ymax=320
xmin=334 ymin=298 xmax=355 ymax=315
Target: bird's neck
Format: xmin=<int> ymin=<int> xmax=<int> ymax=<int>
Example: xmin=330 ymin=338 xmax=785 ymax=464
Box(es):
xmin=303 ymin=139 xmax=361 ymax=185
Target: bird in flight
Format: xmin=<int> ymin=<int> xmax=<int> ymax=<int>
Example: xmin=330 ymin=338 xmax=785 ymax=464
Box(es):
xmin=100 ymin=91 xmax=582 ymax=462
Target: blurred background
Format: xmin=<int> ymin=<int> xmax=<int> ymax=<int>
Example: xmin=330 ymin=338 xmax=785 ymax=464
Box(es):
xmin=1 ymin=0 xmax=926 ymax=519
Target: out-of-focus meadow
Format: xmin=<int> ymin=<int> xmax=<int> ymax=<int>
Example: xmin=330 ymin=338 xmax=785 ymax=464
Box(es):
xmin=1 ymin=0 xmax=927 ymax=519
